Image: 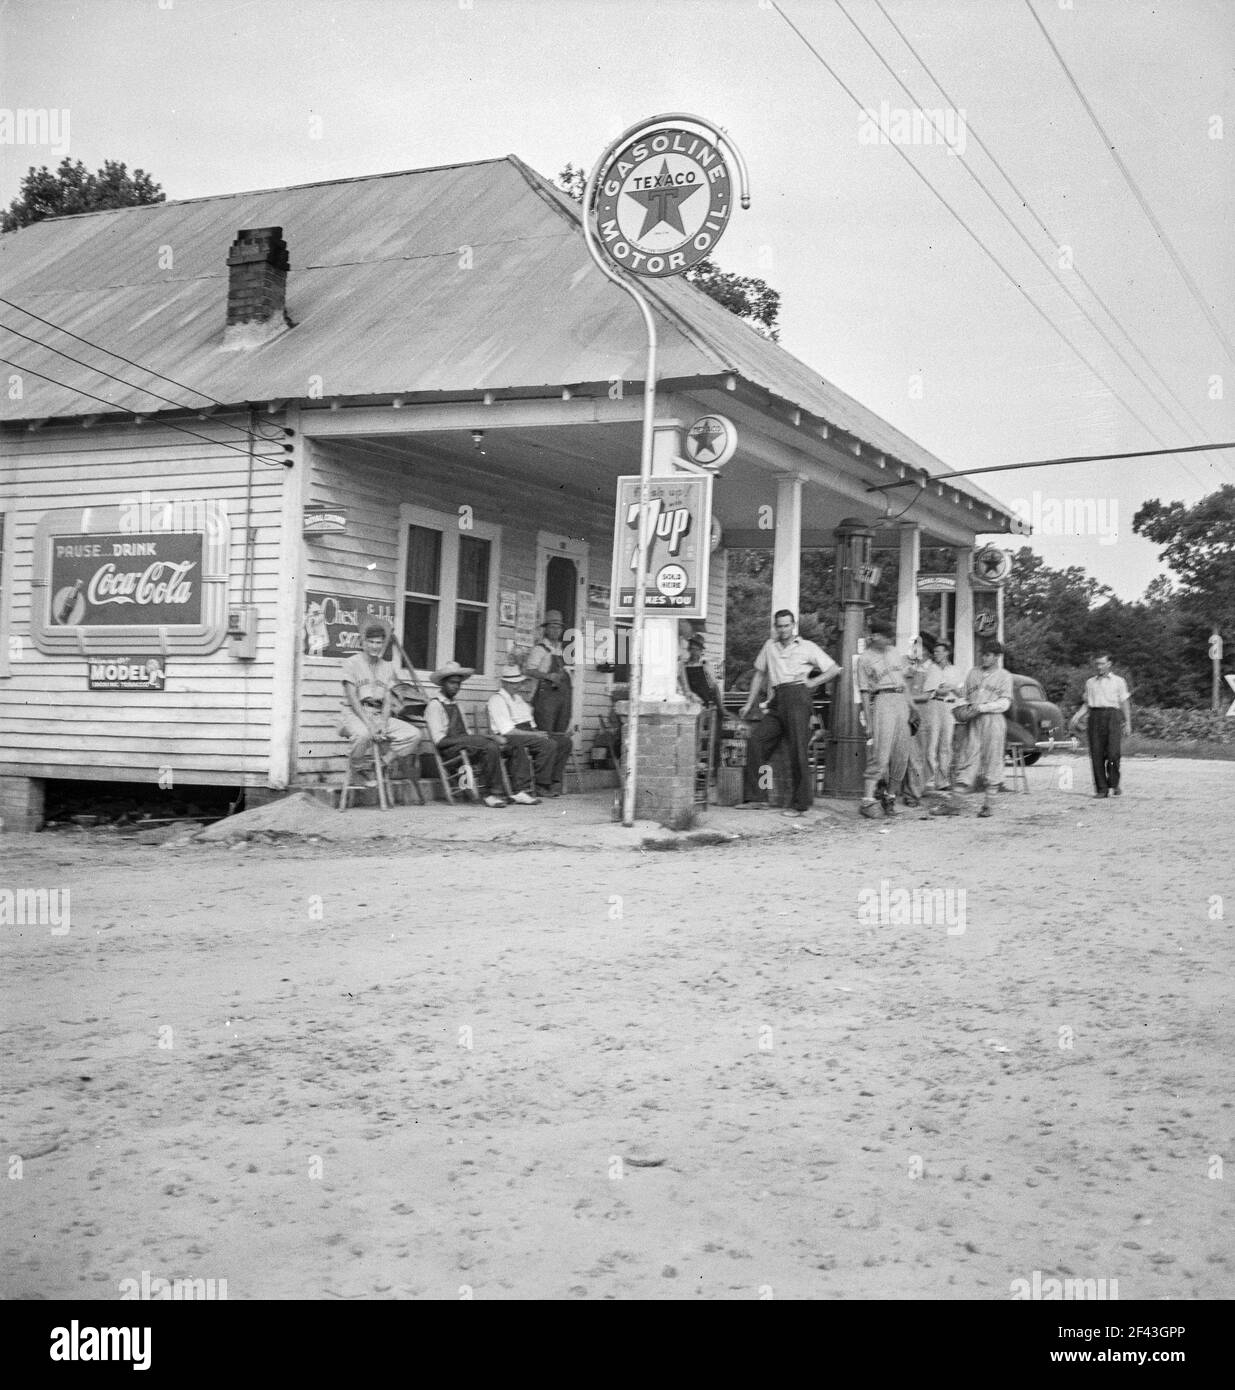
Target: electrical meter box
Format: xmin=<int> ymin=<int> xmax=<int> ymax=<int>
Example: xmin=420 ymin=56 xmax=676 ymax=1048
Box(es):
xmin=227 ymin=606 xmax=258 ymax=660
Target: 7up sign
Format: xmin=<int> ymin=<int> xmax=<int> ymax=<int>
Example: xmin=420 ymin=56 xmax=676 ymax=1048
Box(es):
xmin=611 ymin=474 xmax=713 ymax=618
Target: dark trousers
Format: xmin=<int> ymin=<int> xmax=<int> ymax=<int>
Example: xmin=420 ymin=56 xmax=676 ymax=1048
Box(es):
xmin=1088 ymin=708 xmax=1122 ymax=793
xmin=438 ymin=736 xmax=503 ymax=795
xmin=504 ymin=730 xmax=571 ymax=792
xmin=743 ymin=683 xmax=814 ymax=812
xmin=532 ymin=679 xmax=573 ymax=734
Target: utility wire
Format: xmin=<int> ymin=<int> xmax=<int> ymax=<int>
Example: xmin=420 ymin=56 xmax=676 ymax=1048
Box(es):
xmin=772 ymin=0 xmax=1223 ymax=494
xmin=1 ymin=320 xmax=290 ymax=439
xmin=0 ymin=356 xmax=290 ymax=465
xmin=0 ymin=293 xmax=288 ymax=441
xmin=872 ymin=0 xmax=1220 ymax=455
xmin=833 ymin=0 xmax=1205 ymax=473
xmin=868 ymin=439 xmax=1235 ymax=490
xmin=1023 ymin=0 xmax=1235 ymax=364
xmin=833 ymin=0 xmax=1218 ymax=495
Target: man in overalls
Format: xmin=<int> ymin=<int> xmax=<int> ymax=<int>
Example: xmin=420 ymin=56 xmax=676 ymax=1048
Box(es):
xmin=526 ymin=610 xmax=573 ymax=735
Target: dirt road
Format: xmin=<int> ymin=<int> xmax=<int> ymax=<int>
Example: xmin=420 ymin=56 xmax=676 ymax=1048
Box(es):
xmin=2 ymin=758 xmax=1231 ymax=1300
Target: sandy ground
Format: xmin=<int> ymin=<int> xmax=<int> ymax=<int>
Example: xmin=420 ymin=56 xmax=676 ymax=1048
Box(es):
xmin=1 ymin=756 xmax=1231 ymax=1301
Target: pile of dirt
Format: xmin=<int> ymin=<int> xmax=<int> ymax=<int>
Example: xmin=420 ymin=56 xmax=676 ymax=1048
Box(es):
xmin=195 ymin=792 xmax=340 ymax=842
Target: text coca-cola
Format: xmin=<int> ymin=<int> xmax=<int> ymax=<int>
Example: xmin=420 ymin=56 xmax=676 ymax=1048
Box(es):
xmin=86 ymin=560 xmax=197 ymax=608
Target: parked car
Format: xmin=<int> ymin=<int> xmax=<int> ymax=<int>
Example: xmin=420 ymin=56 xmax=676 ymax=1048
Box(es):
xmin=1003 ymin=673 xmax=1073 ymax=764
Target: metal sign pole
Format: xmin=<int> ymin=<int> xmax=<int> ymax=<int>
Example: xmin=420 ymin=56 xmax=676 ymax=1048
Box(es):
xmin=581 ymin=184 xmax=657 ymax=828
xmin=582 ymin=114 xmax=750 ymax=826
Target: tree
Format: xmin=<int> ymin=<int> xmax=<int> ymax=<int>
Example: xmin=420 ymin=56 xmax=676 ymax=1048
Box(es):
xmin=2 ymin=158 xmax=165 ymax=232
xmin=1133 ymin=485 xmax=1235 ymax=639
xmin=682 ymin=259 xmax=780 ymax=341
xmin=554 ymin=162 xmax=781 ymax=340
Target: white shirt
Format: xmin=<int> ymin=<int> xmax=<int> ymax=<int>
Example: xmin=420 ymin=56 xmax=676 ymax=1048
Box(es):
xmin=487 ymin=686 xmax=538 ymax=736
xmin=1084 ymin=672 xmax=1130 ymax=709
xmin=756 ymin=636 xmax=839 ymax=688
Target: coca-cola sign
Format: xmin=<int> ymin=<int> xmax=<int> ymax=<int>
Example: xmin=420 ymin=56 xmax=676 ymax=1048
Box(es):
xmin=33 ymin=504 xmax=229 ymax=657
xmin=50 ymin=532 xmax=203 ymax=627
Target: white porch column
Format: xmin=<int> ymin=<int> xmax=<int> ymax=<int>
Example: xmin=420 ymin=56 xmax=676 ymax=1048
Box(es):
xmin=640 ymin=420 xmax=687 ymax=701
xmin=772 ymin=474 xmax=804 ymax=619
xmin=896 ymin=522 xmax=920 ymax=652
xmin=953 ymin=547 xmax=974 ymax=673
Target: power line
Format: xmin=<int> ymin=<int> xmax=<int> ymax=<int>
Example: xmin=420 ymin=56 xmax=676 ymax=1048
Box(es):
xmin=771 ymin=0 xmax=1224 ymax=494
xmin=0 ymin=294 xmax=287 ymax=442
xmin=0 ymin=356 xmax=290 ymax=465
xmin=868 ymin=439 xmax=1235 ymax=490
xmin=1 ymin=320 xmax=285 ymax=436
xmin=872 ymin=0 xmax=1221 ymax=459
xmin=832 ymin=0 xmax=1214 ymax=493
xmin=1023 ymin=0 xmax=1235 ymax=364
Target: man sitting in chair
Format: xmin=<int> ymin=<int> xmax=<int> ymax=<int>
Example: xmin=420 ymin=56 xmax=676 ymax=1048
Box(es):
xmin=424 ymin=661 xmax=534 ymax=808
xmin=339 ymin=617 xmax=423 ymax=785
xmin=488 ymin=664 xmax=571 ymax=798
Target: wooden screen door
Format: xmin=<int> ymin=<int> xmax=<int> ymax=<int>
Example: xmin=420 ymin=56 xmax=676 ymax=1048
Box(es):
xmin=535 ymin=531 xmax=588 ymax=735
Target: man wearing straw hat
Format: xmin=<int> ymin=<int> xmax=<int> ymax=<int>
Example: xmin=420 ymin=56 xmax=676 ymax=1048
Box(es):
xmin=489 ymin=664 xmax=571 ymax=798
xmin=338 ymin=617 xmax=422 ymax=784
xmin=425 ymin=661 xmax=528 ymax=808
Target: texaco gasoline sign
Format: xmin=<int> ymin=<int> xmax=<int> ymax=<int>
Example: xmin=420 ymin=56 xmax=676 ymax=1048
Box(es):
xmin=596 ymin=127 xmax=732 ymax=277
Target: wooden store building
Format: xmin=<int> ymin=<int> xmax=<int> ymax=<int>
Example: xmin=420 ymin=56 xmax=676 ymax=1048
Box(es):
xmin=0 ymin=155 xmax=1016 ymax=830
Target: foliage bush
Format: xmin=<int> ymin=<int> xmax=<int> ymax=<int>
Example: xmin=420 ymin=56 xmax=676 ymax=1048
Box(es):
xmin=1128 ymin=707 xmax=1235 ymax=743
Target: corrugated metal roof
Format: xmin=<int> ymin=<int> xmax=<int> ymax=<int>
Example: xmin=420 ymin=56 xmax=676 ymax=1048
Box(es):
xmin=0 ymin=154 xmax=1007 ymax=514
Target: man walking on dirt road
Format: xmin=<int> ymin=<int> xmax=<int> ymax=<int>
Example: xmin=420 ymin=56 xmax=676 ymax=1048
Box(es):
xmin=1069 ymin=653 xmax=1133 ymax=798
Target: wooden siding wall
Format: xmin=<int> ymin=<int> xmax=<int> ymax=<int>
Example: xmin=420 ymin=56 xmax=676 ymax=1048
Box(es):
xmin=0 ymin=420 xmax=285 ymax=785
xmin=298 ymin=442 xmax=728 ymax=780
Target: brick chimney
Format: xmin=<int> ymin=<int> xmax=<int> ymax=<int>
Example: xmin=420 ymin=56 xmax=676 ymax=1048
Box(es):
xmin=222 ymin=226 xmax=292 ymax=349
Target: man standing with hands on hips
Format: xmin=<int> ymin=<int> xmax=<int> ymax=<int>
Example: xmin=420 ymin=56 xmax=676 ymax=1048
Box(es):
xmin=737 ymin=609 xmax=840 ymax=818
xmin=1069 ymin=653 xmax=1132 ymax=797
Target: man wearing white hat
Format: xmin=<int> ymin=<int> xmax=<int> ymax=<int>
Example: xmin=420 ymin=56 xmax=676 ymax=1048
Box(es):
xmin=425 ymin=661 xmax=532 ymax=807
xmin=338 ymin=617 xmax=423 ymax=783
xmin=525 ymin=610 xmax=573 ymax=735
xmin=488 ymin=665 xmax=571 ymax=798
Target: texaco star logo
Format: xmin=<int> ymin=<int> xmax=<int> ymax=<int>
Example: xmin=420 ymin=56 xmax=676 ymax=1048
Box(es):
xmin=595 ymin=127 xmax=732 ymax=277
xmin=972 ymin=546 xmax=1011 ymax=586
xmin=684 ymin=413 xmax=738 ymax=470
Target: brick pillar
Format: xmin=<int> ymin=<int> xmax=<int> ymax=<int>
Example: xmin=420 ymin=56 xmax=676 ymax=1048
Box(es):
xmin=616 ymin=701 xmax=700 ymax=830
xmin=0 ymin=776 xmax=46 ymax=833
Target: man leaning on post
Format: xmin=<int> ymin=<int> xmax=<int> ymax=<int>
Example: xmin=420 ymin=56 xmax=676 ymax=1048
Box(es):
xmin=736 ymin=609 xmax=840 ymax=818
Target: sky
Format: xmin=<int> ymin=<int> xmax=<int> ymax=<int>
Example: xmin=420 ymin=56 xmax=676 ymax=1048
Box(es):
xmin=2 ymin=0 xmax=1232 ymax=600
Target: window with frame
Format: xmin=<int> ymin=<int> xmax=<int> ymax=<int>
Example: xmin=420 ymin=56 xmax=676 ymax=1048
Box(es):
xmin=399 ymin=507 xmax=498 ymax=675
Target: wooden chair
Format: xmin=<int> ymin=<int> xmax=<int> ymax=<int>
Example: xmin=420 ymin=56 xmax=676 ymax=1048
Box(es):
xmin=408 ymin=715 xmax=480 ymax=805
xmin=564 ymin=726 xmax=585 ymax=794
xmin=694 ymin=707 xmax=719 ymax=806
xmin=339 ymin=743 xmax=424 ymax=811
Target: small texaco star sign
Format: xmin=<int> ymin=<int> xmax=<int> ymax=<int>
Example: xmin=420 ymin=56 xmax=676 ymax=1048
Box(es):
xmin=684 ymin=414 xmax=737 ymax=469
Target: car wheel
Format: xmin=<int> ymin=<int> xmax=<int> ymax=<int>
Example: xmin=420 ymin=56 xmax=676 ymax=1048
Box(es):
xmin=1022 ymin=750 xmax=1041 ymax=766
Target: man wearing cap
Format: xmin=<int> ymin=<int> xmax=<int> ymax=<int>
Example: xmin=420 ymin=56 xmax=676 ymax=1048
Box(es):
xmin=488 ymin=665 xmax=571 ymax=798
xmin=737 ymin=609 xmax=840 ymax=817
xmin=856 ymin=618 xmax=914 ymax=818
xmin=952 ymin=640 xmax=1014 ymax=799
xmin=525 ymin=610 xmax=573 ymax=735
xmin=339 ymin=618 xmax=423 ymax=783
xmin=922 ymin=638 xmax=963 ymax=790
xmin=425 ymin=662 xmax=531 ymax=807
